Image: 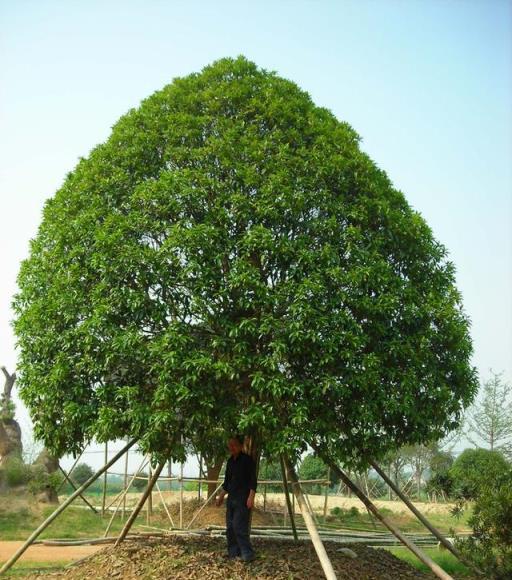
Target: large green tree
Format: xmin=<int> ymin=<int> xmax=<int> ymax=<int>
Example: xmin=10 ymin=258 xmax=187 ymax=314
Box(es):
xmin=13 ymin=56 xmax=477 ymax=467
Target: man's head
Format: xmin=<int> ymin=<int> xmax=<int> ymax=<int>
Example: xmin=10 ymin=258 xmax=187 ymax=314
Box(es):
xmin=227 ymin=435 xmax=244 ymax=457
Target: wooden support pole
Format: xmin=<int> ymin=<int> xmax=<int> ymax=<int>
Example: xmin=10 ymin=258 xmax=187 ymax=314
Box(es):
xmin=313 ymin=446 xmax=453 ymax=580
xmin=104 ymin=455 xmax=148 ymax=538
xmin=179 ymin=460 xmax=184 ymax=529
xmin=101 ymin=442 xmax=108 ymax=516
xmin=198 ymin=454 xmax=202 ymax=501
xmin=115 ymin=461 xmax=165 ymax=546
xmin=186 ymin=481 xmax=223 ymax=529
xmin=279 ymin=454 xmax=298 ymax=542
xmin=323 ymin=469 xmax=330 ymax=521
xmin=56 ymin=451 xmax=84 ymax=493
xmin=283 ymin=455 xmax=337 ymax=580
xmin=0 ymin=439 xmax=137 ymax=576
xmin=58 ymin=466 xmax=98 ymax=514
xmin=155 ymin=480 xmax=175 ymax=527
xmin=122 ymin=439 xmax=129 ymax=520
xmin=370 ymin=460 xmax=480 ymax=574
xmin=147 ymin=463 xmax=153 ymax=525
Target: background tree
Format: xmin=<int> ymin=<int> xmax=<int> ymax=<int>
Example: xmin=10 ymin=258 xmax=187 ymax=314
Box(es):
xmin=466 ymin=371 xmax=512 ymax=460
xmin=402 ymin=443 xmax=436 ymax=499
xmin=449 ymin=448 xmax=510 ymax=500
xmin=70 ymin=462 xmax=94 ymax=486
xmin=13 ymin=56 xmax=477 ymax=470
xmin=425 ymin=447 xmax=454 ymax=500
xmin=132 ymin=471 xmax=149 ymax=491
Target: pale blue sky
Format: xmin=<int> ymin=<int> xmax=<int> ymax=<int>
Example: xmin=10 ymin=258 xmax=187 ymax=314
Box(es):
xmin=1 ymin=0 xmax=511 ymax=469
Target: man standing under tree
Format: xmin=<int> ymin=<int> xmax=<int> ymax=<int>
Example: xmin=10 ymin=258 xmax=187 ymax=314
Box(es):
xmin=215 ymin=435 xmax=257 ymax=562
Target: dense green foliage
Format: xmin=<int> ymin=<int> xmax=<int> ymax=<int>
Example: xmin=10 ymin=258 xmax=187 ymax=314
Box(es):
xmin=453 ymin=459 xmax=512 ymax=579
xmin=449 ymin=448 xmax=510 ymax=500
xmin=13 ymin=56 xmax=477 ymax=466
xmin=70 ymin=463 xmax=94 ymax=485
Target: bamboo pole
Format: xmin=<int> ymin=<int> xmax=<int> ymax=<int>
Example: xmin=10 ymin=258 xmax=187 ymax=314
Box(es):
xmin=104 ymin=455 xmax=149 ymax=538
xmin=56 ymin=451 xmax=84 ymax=492
xmin=279 ymin=454 xmax=298 ymax=541
xmin=0 ymin=439 xmax=137 ymax=576
xmin=186 ymin=481 xmax=223 ymax=529
xmin=58 ymin=466 xmax=98 ymax=513
xmin=115 ymin=461 xmax=165 ymax=546
xmin=179 ymin=460 xmax=184 ymax=529
xmin=122 ymin=439 xmax=129 ymax=520
xmin=370 ymin=460 xmax=480 ymax=573
xmin=323 ymin=468 xmax=330 ymax=520
xmin=198 ymin=454 xmax=202 ymax=501
xmin=155 ymin=480 xmax=175 ymax=527
xmin=283 ymin=455 xmax=337 ymax=580
xmin=101 ymin=442 xmax=108 ymax=516
xmin=147 ymin=463 xmax=153 ymax=525
xmin=313 ymin=446 xmax=453 ymax=580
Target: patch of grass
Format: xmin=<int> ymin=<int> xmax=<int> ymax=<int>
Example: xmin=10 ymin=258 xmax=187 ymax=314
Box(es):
xmin=388 ymin=546 xmax=473 ymax=577
xmin=321 ymin=503 xmax=472 ymax=534
xmin=2 ymin=560 xmax=68 ymax=577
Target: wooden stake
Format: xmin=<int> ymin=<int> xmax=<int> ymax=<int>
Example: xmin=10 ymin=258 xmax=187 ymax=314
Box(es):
xmin=279 ymin=454 xmax=298 ymax=541
xmin=115 ymin=461 xmax=165 ymax=546
xmin=0 ymin=439 xmax=137 ymax=576
xmin=313 ymin=446 xmax=453 ymax=580
xmin=283 ymin=455 xmax=337 ymax=580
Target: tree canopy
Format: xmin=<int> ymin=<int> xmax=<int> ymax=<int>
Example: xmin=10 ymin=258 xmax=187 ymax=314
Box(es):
xmin=13 ymin=56 xmax=477 ymax=467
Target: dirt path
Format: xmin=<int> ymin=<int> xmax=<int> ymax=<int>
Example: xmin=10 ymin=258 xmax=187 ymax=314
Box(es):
xmin=0 ymin=541 xmax=103 ymax=563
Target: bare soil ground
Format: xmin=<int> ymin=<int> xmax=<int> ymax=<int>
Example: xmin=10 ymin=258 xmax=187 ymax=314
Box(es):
xmin=0 ymin=541 xmax=101 ymax=563
xmin=20 ymin=535 xmax=435 ymax=579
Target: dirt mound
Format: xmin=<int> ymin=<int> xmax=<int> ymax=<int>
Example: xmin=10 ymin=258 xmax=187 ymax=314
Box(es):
xmin=23 ymin=535 xmax=433 ymax=579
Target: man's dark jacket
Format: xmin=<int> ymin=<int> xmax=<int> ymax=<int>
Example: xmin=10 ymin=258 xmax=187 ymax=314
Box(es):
xmin=222 ymin=452 xmax=257 ymax=499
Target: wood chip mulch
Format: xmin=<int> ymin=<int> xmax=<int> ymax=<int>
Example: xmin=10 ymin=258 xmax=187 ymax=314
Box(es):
xmin=22 ymin=535 xmax=435 ymax=579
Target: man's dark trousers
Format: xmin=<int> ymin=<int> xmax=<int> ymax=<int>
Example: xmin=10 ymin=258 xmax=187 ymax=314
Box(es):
xmin=226 ymin=494 xmax=254 ymax=559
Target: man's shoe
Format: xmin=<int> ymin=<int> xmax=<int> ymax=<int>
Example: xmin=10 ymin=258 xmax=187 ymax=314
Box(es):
xmin=224 ymin=553 xmax=240 ymax=560
xmin=241 ymin=553 xmax=256 ymax=563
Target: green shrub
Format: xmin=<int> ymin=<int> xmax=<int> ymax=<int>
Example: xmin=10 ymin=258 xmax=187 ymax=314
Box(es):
xmin=28 ymin=465 xmax=60 ymax=496
xmin=3 ymin=457 xmax=31 ymax=487
xmin=455 ymin=468 xmax=512 ymax=579
xmin=450 ymin=448 xmax=509 ymax=500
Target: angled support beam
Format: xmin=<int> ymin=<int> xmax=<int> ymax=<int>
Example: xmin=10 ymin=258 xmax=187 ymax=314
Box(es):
xmin=312 ymin=444 xmax=453 ymax=580
xmin=279 ymin=454 xmax=299 ymax=542
xmin=58 ymin=466 xmax=98 ymax=513
xmin=115 ymin=461 xmax=165 ymax=546
xmin=370 ymin=460 xmax=483 ymax=576
xmin=283 ymin=455 xmax=337 ymax=580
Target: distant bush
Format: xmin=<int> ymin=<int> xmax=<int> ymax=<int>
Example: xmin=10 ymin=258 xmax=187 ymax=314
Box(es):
xmin=450 ymin=448 xmax=509 ymax=500
xmin=132 ymin=472 xmax=149 ymax=491
xmin=455 ymin=469 xmax=512 ymax=579
xmin=70 ymin=463 xmax=94 ymax=485
xmin=3 ymin=457 xmax=31 ymax=487
xmin=28 ymin=464 xmax=60 ymax=496
xmin=330 ymin=506 xmax=360 ymax=519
